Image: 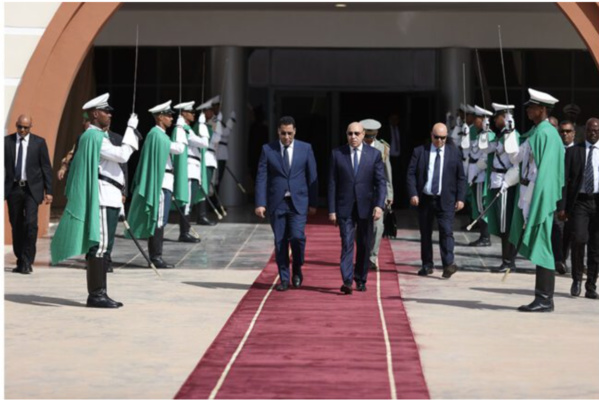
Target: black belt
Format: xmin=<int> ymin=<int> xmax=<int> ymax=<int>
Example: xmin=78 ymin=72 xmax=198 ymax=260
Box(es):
xmin=208 ymin=148 xmax=216 ymax=153
xmin=188 ymin=155 xmax=201 ymax=162
xmin=422 ymin=194 xmax=440 ymax=200
xmin=99 ymin=175 xmax=125 ymax=192
xmin=165 ymin=169 xmax=174 ymax=174
xmin=469 ymin=157 xmax=479 ymax=164
xmin=492 ymin=168 xmax=508 ymax=174
xmin=219 ymin=141 xmax=228 ymax=146
xmin=14 ymin=180 xmax=27 ymax=187
xmin=577 ymin=193 xmax=599 ymax=201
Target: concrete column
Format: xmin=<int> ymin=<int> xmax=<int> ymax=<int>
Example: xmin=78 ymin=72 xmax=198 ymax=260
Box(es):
xmin=210 ymin=46 xmax=248 ymax=206
xmin=439 ymin=48 xmax=473 ymax=121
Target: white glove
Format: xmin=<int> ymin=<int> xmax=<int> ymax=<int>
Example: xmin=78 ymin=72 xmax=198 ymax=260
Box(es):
xmin=127 ymin=113 xmax=139 ymax=129
xmin=119 ymin=205 xmax=126 ymax=218
xmin=476 ymin=158 xmax=487 ymax=171
xmin=176 ymin=115 xmax=186 ymax=127
xmin=501 ymin=167 xmax=520 ymax=194
xmin=175 ymin=124 xmax=188 ymax=145
xmin=199 ymin=122 xmax=210 ymax=138
xmin=122 ymin=127 xmax=139 ymax=151
xmin=504 ymin=131 xmax=519 ymax=154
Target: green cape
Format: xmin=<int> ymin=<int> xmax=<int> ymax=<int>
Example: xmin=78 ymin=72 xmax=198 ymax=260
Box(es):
xmin=50 ymin=128 xmax=104 ymax=264
xmin=126 ymin=126 xmax=171 ymax=239
xmin=171 ymin=124 xmax=190 ymax=207
xmin=509 ymin=121 xmax=565 ymax=269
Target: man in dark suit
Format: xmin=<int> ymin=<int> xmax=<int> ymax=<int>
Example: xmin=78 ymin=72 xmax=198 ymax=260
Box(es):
xmin=407 ymin=122 xmax=466 ymax=278
xmin=255 ymin=116 xmax=318 ymax=291
xmin=4 ymin=115 xmax=53 ymax=274
xmin=557 ymin=117 xmax=599 ymax=299
xmin=328 ymin=121 xmax=387 ymax=294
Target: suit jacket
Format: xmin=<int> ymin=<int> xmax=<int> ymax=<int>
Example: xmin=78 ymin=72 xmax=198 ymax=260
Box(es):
xmin=4 ymin=133 xmax=53 ymax=204
xmin=406 ymin=143 xmax=466 ymax=211
xmin=558 ymin=142 xmax=587 ymax=214
xmin=328 ymin=143 xmax=387 ymax=219
xmin=255 ymin=139 xmax=318 ymax=214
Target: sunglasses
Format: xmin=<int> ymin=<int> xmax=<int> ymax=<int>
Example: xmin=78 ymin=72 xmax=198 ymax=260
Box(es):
xmin=347 ymin=131 xmax=362 ymax=137
xmin=433 ymin=135 xmax=447 ymax=140
xmin=17 ymin=125 xmax=31 ymax=130
xmin=559 ymin=129 xmax=574 ymax=133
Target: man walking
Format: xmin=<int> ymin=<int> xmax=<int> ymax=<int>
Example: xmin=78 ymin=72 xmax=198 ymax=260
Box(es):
xmin=5 ymin=115 xmax=53 ymax=274
xmin=407 ymin=123 xmax=466 ymax=278
xmin=328 ymin=122 xmax=386 ymax=294
xmin=255 ymin=116 xmax=318 ymax=291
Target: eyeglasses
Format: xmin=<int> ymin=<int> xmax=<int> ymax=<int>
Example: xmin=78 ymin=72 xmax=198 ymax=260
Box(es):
xmin=347 ymin=131 xmax=362 ymax=137
xmin=433 ymin=135 xmax=447 ymax=140
xmin=279 ymin=131 xmax=294 ymax=136
xmin=17 ymin=125 xmax=30 ymax=130
xmin=559 ymin=129 xmax=574 ymax=133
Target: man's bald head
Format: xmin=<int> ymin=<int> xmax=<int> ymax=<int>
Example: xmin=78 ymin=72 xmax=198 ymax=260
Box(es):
xmin=430 ymin=123 xmax=449 ymax=148
xmin=15 ymin=114 xmax=32 ymax=137
xmin=346 ymin=121 xmax=365 ymax=148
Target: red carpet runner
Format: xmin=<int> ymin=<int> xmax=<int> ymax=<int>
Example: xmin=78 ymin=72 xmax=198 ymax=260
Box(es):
xmin=175 ymin=221 xmax=429 ymax=399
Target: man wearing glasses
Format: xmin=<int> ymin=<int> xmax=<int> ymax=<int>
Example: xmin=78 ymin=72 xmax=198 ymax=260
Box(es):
xmin=328 ymin=122 xmax=387 ymax=294
xmin=255 ymin=116 xmax=318 ymax=291
xmin=407 ymin=123 xmax=466 ymax=278
xmin=5 ymin=115 xmax=53 ymax=274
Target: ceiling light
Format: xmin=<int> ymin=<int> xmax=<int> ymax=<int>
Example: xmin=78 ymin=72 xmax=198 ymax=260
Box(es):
xmin=335 ymin=4 xmax=347 ymax=8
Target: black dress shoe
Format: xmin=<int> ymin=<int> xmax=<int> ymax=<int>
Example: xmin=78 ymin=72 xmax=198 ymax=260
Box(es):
xmin=418 ymin=266 xmax=434 ymax=276
xmin=292 ymin=275 xmax=302 ymax=288
xmin=150 ymin=258 xmax=175 ymax=269
xmin=517 ymin=298 xmax=554 ymax=312
xmin=197 ymin=216 xmax=216 ymax=226
xmin=178 ymin=233 xmax=201 ymax=243
xmin=12 ymin=266 xmax=24 ymax=273
xmin=340 ymin=284 xmax=353 ymax=295
xmin=356 ymin=282 xmax=367 ymax=292
xmin=442 ymin=264 xmax=458 ymax=278
xmin=86 ymin=295 xmax=121 ymax=308
xmin=276 ymin=282 xmax=289 ymax=291
xmin=369 ymin=261 xmax=378 ymax=271
xmin=585 ymin=289 xmax=598 ymax=299
xmin=491 ymin=263 xmax=515 ymax=274
xmin=468 ymin=237 xmax=492 ymax=247
xmin=555 ymin=261 xmax=567 ymax=275
xmin=571 ymin=281 xmax=582 ymax=297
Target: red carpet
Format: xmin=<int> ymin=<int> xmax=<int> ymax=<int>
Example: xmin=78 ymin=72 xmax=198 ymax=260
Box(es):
xmin=175 ymin=221 xmax=429 ymax=399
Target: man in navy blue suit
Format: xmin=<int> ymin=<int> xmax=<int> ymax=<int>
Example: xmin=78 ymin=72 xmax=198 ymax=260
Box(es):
xmin=407 ymin=123 xmax=466 ymax=278
xmin=328 ymin=122 xmax=387 ymax=294
xmin=255 ymin=116 xmax=318 ymax=291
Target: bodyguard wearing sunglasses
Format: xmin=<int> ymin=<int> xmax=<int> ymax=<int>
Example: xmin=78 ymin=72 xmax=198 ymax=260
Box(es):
xmin=4 ymin=115 xmax=53 ymax=275
xmin=407 ymin=123 xmax=466 ymax=279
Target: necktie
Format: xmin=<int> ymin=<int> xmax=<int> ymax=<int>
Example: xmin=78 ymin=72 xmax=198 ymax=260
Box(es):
xmin=283 ymin=146 xmax=290 ymax=174
xmin=585 ymin=146 xmax=595 ymax=194
xmin=15 ymin=137 xmax=24 ymax=181
xmin=353 ymin=147 xmax=359 ymax=177
xmin=431 ymin=148 xmax=441 ymax=195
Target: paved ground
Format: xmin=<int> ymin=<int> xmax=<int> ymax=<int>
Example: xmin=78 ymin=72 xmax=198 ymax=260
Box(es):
xmin=4 ymin=208 xmax=599 ymax=399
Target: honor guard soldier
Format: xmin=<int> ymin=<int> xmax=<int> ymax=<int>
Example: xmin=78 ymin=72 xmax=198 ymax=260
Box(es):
xmin=216 ymin=111 xmax=236 ymax=194
xmin=51 ymin=93 xmax=139 ymax=308
xmin=127 ymin=100 xmax=186 ymax=268
xmin=467 ymin=105 xmax=495 ymax=247
xmin=507 ymin=88 xmax=564 ymax=312
xmin=485 ymin=103 xmax=521 ymax=272
xmin=207 ymin=95 xmax=227 ymax=212
xmin=172 ymin=101 xmax=209 ymax=242
xmin=360 ymin=119 xmax=393 ymax=271
xmin=194 ymin=99 xmax=218 ymax=225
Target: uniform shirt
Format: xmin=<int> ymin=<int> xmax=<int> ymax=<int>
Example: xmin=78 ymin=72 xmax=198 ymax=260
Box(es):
xmin=186 ymin=127 xmax=209 ymax=181
xmin=510 ymin=139 xmax=537 ymax=221
xmin=281 ymin=140 xmax=294 ymax=197
xmin=484 ymin=130 xmax=515 ymax=190
xmin=423 ymin=144 xmax=444 ymax=195
xmin=205 ymin=119 xmax=222 ymax=168
xmin=579 ymin=141 xmax=599 ymax=194
xmin=468 ymin=136 xmax=486 ymax=184
xmin=14 ymin=133 xmax=30 ymax=180
xmin=216 ymin=126 xmax=229 ymax=161
xmin=159 ymin=125 xmax=186 ymax=192
xmin=93 ymin=124 xmax=135 ymax=208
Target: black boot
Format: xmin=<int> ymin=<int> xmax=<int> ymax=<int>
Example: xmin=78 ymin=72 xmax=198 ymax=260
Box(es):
xmin=179 ymin=214 xmax=201 ymax=243
xmin=518 ymin=266 xmax=555 ymax=312
xmin=468 ymin=236 xmax=491 ymax=247
xmin=104 ymin=254 xmax=113 ymax=273
xmin=148 ymin=227 xmax=174 ymax=269
xmin=492 ymin=235 xmax=516 ymax=273
xmin=571 ymin=243 xmax=585 ymax=297
xmin=196 ymin=201 xmax=216 ymax=226
xmin=585 ymin=265 xmax=598 ymax=299
xmin=86 ymin=256 xmax=122 ymax=308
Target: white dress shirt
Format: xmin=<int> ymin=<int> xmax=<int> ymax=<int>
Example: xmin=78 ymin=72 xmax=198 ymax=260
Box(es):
xmin=15 ymin=134 xmax=30 ymax=181
xmin=350 ymin=143 xmax=363 ymax=169
xmin=281 ymin=140 xmax=295 ymax=197
xmin=187 ymin=127 xmax=209 ymax=181
xmin=424 ymin=144 xmax=445 ymax=195
xmin=580 ymin=141 xmax=599 ymax=194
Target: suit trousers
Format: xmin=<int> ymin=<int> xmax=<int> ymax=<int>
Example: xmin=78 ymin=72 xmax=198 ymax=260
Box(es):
xmin=418 ymin=195 xmax=456 ymax=268
xmin=6 ymin=183 xmax=39 ymax=268
xmin=270 ymin=198 xmax=307 ymax=284
xmin=569 ymin=197 xmax=599 ymax=282
xmin=552 ymin=214 xmax=572 ymax=265
xmin=338 ymin=203 xmax=373 ymax=285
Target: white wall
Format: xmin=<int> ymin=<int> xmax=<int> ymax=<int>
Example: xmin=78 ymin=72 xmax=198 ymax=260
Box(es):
xmin=4 ymin=2 xmax=60 ymax=121
xmin=95 ymin=9 xmax=585 ymax=49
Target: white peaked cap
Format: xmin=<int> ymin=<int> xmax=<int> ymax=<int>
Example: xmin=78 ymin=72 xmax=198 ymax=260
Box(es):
xmin=459 ymin=103 xmax=468 ymax=113
xmin=209 ymin=95 xmax=221 ymax=104
xmin=195 ymin=99 xmax=212 ymax=111
xmin=473 ymin=105 xmax=493 ymax=117
xmin=359 ymin=119 xmax=382 ymax=131
xmin=82 ymin=93 xmax=113 ymax=111
xmin=148 ymin=100 xmax=174 ymax=114
xmin=466 ymin=105 xmax=476 ymax=114
xmin=173 ymin=101 xmax=195 ymax=111
xmin=524 ymin=88 xmax=559 ymax=107
xmin=492 ymin=102 xmax=515 ymax=114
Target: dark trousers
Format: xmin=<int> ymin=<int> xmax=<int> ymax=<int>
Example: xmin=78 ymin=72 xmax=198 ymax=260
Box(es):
xmin=270 ymin=198 xmax=307 ymax=284
xmin=180 ymin=180 xmax=199 ymax=235
xmin=87 ymin=206 xmax=120 ymax=259
xmin=552 ymin=215 xmax=572 ymax=264
xmin=569 ymin=197 xmax=599 ymax=288
xmin=6 ymin=183 xmax=39 ymax=268
xmin=217 ymin=160 xmax=226 ymax=189
xmin=338 ymin=204 xmax=373 ymax=285
xmin=418 ymin=195 xmax=456 ymax=268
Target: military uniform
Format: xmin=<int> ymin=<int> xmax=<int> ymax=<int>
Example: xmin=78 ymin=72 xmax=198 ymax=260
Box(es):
xmin=51 ymin=93 xmax=139 ymax=308
xmin=195 ymin=99 xmax=218 ymax=225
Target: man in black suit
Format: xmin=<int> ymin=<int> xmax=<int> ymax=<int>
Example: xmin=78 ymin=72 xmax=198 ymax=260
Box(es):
xmin=328 ymin=121 xmax=387 ymax=294
xmin=4 ymin=115 xmax=53 ymax=274
xmin=557 ymin=117 xmax=599 ymax=299
xmin=407 ymin=122 xmax=466 ymax=278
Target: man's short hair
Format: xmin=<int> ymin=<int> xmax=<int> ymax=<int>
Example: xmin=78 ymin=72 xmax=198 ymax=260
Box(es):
xmin=559 ymin=120 xmax=574 ymax=126
xmin=278 ymin=116 xmax=296 ymax=128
